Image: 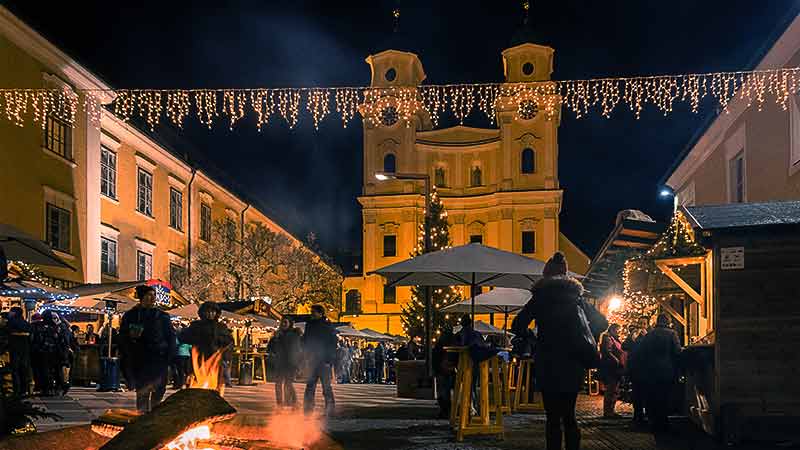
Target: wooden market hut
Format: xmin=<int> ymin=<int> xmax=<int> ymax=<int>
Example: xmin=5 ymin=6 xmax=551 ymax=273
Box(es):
xmin=668 ymin=201 xmax=800 ymax=443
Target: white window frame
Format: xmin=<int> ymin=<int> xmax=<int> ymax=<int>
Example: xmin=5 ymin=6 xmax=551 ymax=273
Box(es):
xmin=137 ymin=167 xmax=153 ymax=217
xmin=101 ymin=236 xmax=118 ymax=277
xmin=169 ymin=187 xmax=183 ymax=231
xmin=137 ymin=250 xmax=153 ymax=281
xmin=101 ymin=146 xmax=117 ymax=199
xmin=727 ymin=150 xmax=746 ymax=203
xmin=46 ymin=203 xmax=71 ymax=254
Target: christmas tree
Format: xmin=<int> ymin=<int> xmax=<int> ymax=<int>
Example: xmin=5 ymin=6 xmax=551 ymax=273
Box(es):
xmin=400 ymin=188 xmax=462 ymax=340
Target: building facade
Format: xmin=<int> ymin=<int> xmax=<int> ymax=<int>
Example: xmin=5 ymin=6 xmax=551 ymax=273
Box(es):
xmin=665 ymin=13 xmax=800 ymax=207
xmin=341 ymin=42 xmax=590 ymax=335
xmin=0 ymin=7 xmax=307 ymax=290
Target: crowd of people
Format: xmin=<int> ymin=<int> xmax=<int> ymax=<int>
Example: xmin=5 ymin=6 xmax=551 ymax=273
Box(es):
xmin=333 ymin=340 xmax=407 ymax=385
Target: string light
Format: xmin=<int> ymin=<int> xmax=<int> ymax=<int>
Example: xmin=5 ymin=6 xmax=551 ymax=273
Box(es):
xmin=2 ymin=66 xmax=796 ymax=130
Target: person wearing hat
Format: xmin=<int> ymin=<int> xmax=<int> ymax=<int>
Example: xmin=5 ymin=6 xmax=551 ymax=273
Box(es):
xmin=178 ymin=301 xmax=233 ymax=390
xmin=631 ymin=313 xmax=682 ymax=434
xmin=119 ymin=285 xmax=175 ymax=413
xmin=511 ymin=252 xmax=605 ymax=450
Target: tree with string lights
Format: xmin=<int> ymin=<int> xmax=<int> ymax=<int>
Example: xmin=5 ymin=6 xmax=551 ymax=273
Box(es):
xmin=400 ymin=188 xmax=462 ymax=340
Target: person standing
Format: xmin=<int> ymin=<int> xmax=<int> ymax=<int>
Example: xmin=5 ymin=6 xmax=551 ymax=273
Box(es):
xmin=178 ymin=302 xmax=234 ymax=391
xmin=268 ymin=317 xmax=301 ymax=407
xmin=119 ymin=285 xmax=175 ymax=413
xmin=599 ymin=324 xmax=626 ymax=418
xmin=84 ymin=324 xmax=99 ymax=345
xmin=31 ymin=310 xmax=70 ymax=396
xmin=432 ymin=326 xmax=458 ymax=419
xmin=172 ymin=324 xmax=192 ymax=389
xmin=363 ymin=344 xmax=376 ymax=383
xmin=622 ymin=325 xmax=645 ymax=426
xmin=375 ymin=342 xmax=386 ymax=384
xmin=511 ymin=252 xmax=602 ymax=450
xmin=633 ymin=314 xmax=682 ymax=434
xmin=302 ymin=304 xmax=337 ymax=415
xmin=6 ymin=307 xmax=32 ymax=396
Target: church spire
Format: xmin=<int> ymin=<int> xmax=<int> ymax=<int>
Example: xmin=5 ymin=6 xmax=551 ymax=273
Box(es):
xmin=510 ymin=0 xmax=539 ymax=47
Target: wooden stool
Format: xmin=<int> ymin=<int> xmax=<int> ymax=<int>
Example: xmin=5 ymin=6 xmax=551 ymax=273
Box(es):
xmin=446 ymin=346 xmax=505 ymax=442
xmin=489 ymin=357 xmax=513 ymax=415
xmin=251 ymin=353 xmax=268 ymax=383
xmin=514 ymin=358 xmax=543 ymax=412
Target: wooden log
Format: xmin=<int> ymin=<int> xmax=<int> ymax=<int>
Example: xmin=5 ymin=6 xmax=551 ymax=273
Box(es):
xmin=99 ymin=388 xmax=236 ymax=450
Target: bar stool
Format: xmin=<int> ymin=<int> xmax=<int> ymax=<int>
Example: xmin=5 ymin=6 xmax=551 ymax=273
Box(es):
xmin=446 ymin=346 xmax=505 ymax=442
xmin=514 ymin=358 xmax=543 ymax=412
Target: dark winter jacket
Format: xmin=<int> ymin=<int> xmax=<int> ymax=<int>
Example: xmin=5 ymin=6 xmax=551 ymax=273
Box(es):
xmin=267 ymin=327 xmax=302 ymax=374
xmin=119 ymin=306 xmax=175 ymax=387
xmin=632 ymin=325 xmax=682 ymax=386
xmin=511 ymin=276 xmax=597 ymax=393
xmin=178 ymin=319 xmax=234 ymax=361
xmin=302 ymin=317 xmax=338 ymax=365
xmin=599 ymin=333 xmax=625 ymax=383
xmin=432 ymin=329 xmax=458 ymax=376
xmin=622 ymin=334 xmax=641 ymax=380
xmin=32 ymin=314 xmax=70 ymax=364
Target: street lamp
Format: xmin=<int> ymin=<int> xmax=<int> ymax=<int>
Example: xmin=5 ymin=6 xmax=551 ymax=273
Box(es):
xmin=374 ymin=171 xmax=434 ymax=378
xmin=659 ymin=186 xmax=678 ymax=214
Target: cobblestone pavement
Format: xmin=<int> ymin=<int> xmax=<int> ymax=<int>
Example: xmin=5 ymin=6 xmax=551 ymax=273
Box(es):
xmin=30 ymin=384 xmax=800 ymax=449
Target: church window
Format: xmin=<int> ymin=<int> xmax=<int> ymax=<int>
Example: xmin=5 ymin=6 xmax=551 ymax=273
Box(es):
xmin=470 ymin=234 xmax=483 ymax=244
xmin=385 ymin=67 xmax=397 ymax=82
xmin=383 ymin=284 xmax=396 ymax=304
xmin=345 ymin=290 xmax=362 ymax=314
xmin=435 ymin=167 xmax=446 ymax=187
xmin=522 ymin=231 xmax=535 ymax=254
xmin=383 ymin=153 xmax=396 ymax=173
xmin=521 ymin=148 xmax=535 ymax=174
xmin=383 ymin=234 xmax=397 ymax=257
xmin=471 ymin=165 xmax=482 ymax=187
xmin=522 ymin=62 xmax=535 ymax=76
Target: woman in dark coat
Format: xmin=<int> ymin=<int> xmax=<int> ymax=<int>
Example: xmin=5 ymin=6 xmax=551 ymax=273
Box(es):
xmin=511 ymin=252 xmax=603 ymax=450
xmin=267 ymin=317 xmax=301 ymax=406
xmin=178 ymin=301 xmax=234 ymax=389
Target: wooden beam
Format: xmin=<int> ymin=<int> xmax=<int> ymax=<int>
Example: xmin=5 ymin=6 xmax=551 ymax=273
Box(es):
xmin=655 ymin=260 xmax=704 ymax=305
xmin=656 ymin=297 xmax=686 ymax=327
xmin=656 ymin=255 xmax=707 ymax=266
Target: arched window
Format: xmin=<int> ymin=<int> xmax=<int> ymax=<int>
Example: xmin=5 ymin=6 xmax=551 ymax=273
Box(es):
xmin=521 ymin=148 xmax=535 ymax=174
xmin=345 ymin=290 xmax=362 ymax=314
xmin=435 ymin=167 xmax=446 ymax=187
xmin=383 ymin=153 xmax=396 ymax=173
xmin=471 ymin=166 xmax=482 ymax=187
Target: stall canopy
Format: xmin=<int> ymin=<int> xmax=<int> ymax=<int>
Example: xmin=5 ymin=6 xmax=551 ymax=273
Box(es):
xmin=69 ymin=280 xmax=190 ymax=309
xmin=0 ymin=279 xmax=77 ymax=301
xmin=0 ymin=223 xmax=75 ymax=270
xmin=48 ymin=292 xmax=137 ymax=314
xmin=454 ymin=320 xmax=512 ymax=337
xmin=168 ymin=304 xmax=278 ymax=330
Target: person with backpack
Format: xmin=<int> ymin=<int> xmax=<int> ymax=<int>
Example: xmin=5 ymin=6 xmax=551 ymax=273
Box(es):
xmin=511 ymin=252 xmax=605 ymax=450
xmin=119 ymin=285 xmax=175 ymax=413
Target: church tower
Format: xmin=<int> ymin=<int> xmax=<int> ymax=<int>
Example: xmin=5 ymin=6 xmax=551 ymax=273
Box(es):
xmin=341 ymin=24 xmax=589 ymax=335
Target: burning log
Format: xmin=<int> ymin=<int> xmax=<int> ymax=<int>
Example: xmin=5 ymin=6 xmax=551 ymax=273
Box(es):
xmin=99 ymin=388 xmax=235 ymax=450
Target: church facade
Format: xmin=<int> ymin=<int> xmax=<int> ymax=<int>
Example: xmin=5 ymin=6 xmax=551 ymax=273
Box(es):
xmin=341 ymin=42 xmax=589 ymax=335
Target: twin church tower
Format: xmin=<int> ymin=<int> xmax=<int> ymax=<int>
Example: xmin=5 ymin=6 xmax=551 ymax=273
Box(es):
xmin=341 ymin=38 xmax=589 ymax=335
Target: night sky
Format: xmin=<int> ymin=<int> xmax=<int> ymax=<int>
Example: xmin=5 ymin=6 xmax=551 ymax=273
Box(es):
xmin=5 ymin=0 xmax=799 ymax=265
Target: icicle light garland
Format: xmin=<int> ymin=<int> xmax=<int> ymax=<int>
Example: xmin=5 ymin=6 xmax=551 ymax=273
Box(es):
xmin=2 ymin=66 xmax=799 ymax=130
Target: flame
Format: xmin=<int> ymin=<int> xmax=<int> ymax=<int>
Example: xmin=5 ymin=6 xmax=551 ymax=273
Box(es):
xmin=189 ymin=348 xmax=224 ymax=393
xmin=262 ymin=411 xmax=323 ymax=449
xmin=162 ymin=425 xmax=213 ymax=450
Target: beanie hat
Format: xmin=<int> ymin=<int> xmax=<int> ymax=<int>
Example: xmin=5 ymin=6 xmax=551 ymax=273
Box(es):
xmin=543 ymin=252 xmax=568 ymax=278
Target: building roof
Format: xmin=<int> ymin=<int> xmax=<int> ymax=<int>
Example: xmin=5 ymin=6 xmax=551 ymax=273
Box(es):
xmin=416 ymin=126 xmax=501 ymax=147
xmin=682 ymin=201 xmax=800 ymax=230
xmin=582 ymin=210 xmax=665 ymax=297
xmin=662 ymin=11 xmax=800 ymax=189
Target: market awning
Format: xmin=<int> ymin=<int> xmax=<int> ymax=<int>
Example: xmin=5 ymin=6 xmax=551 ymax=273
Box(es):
xmin=48 ymin=292 xmax=138 ymax=314
xmin=335 ymin=325 xmax=370 ymax=338
xmin=359 ymin=328 xmax=395 ymax=342
xmin=0 ymin=223 xmax=76 ymax=270
xmin=454 ymin=320 xmax=512 ymax=337
xmin=168 ymin=304 xmax=277 ymax=330
xmin=1 ymin=279 xmax=77 ymax=301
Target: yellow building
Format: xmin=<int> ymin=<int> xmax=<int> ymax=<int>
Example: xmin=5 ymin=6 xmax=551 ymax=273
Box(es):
xmin=341 ymin=42 xmax=589 ymax=335
xmin=0 ymin=7 xmax=308 ymax=290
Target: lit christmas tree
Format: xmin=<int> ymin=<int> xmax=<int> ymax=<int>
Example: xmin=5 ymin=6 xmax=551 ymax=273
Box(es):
xmin=611 ymin=211 xmax=706 ymax=329
xmin=400 ymin=188 xmax=462 ymax=340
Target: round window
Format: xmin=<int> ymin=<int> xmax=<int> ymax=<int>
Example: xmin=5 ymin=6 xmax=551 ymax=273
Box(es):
xmin=380 ymin=106 xmax=399 ymax=126
xmin=518 ymin=100 xmax=538 ymax=120
xmin=385 ymin=68 xmax=397 ymax=82
xmin=522 ymin=62 xmax=535 ymax=76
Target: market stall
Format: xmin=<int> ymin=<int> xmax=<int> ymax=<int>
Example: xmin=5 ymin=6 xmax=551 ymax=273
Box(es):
xmin=618 ymin=203 xmax=800 ymax=443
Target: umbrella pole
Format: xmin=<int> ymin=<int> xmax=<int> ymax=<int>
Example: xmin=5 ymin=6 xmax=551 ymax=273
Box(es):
xmin=470 ymin=273 xmax=476 ymax=327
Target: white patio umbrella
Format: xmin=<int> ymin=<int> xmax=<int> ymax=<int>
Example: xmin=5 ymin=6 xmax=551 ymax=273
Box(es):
xmin=371 ymin=243 xmax=579 ymax=320
xmin=359 ymin=328 xmax=395 ymax=342
xmin=454 ymin=320 xmax=512 ymax=337
xmin=441 ymin=287 xmax=531 ymax=335
xmin=0 ymin=223 xmax=75 ymax=269
xmin=336 ymin=325 xmax=371 ymax=338
xmin=49 ymin=292 xmax=138 ymax=314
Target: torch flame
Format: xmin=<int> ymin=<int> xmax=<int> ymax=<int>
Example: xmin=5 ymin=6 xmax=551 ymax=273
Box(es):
xmin=162 ymin=425 xmax=212 ymax=450
xmin=189 ymin=348 xmax=224 ymax=393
